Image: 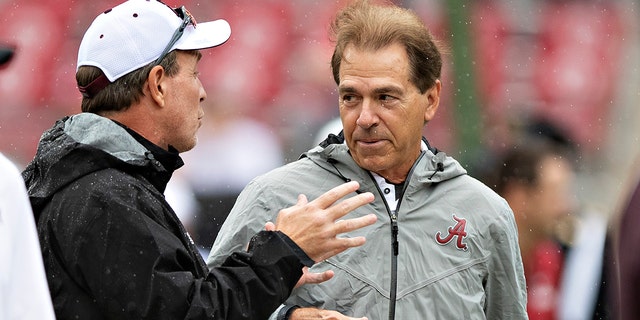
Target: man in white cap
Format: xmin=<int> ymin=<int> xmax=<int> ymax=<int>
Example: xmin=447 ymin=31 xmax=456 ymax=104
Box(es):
xmin=22 ymin=1 xmax=376 ymax=319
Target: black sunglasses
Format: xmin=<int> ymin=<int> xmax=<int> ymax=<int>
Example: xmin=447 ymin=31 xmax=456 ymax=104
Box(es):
xmin=153 ymin=6 xmax=196 ymax=65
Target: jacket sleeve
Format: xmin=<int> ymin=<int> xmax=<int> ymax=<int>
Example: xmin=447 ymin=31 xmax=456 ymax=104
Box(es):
xmin=207 ymin=179 xmax=307 ymax=320
xmin=207 ymin=179 xmax=282 ymax=268
xmin=52 ymin=179 xmax=305 ymax=320
xmin=484 ymin=207 xmax=529 ymax=319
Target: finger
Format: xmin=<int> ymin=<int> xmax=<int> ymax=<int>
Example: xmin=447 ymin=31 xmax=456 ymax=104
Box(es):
xmin=333 ymin=214 xmax=377 ymax=234
xmin=335 ymin=236 xmax=367 ymax=250
xmin=296 ymin=193 xmax=309 ymax=206
xmin=310 ymin=181 xmax=361 ymax=209
xmin=323 ymin=310 xmax=368 ymax=320
xmin=264 ymin=221 xmax=276 ymax=231
xmin=294 ymin=268 xmax=334 ymax=288
xmin=316 ymin=236 xmax=368 ymax=262
xmin=303 ymin=270 xmax=334 ymax=285
xmin=296 ymin=270 xmax=333 ymax=288
xmin=326 ymin=192 xmax=375 ymax=221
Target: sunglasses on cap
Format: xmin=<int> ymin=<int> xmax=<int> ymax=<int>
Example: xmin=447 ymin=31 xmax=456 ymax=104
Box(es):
xmin=79 ymin=2 xmax=199 ymax=98
xmin=154 ymin=5 xmax=197 ymax=65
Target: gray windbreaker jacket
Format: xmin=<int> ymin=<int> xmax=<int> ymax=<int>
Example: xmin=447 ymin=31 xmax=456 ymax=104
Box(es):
xmin=208 ymin=137 xmax=528 ymax=319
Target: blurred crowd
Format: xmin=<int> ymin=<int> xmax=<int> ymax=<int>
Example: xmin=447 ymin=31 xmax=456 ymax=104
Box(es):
xmin=1 ymin=0 xmax=640 ymax=318
xmin=1 ymin=0 xmax=638 ymax=239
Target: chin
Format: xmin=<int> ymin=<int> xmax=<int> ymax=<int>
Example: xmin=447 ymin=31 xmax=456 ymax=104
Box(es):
xmin=174 ymin=139 xmax=198 ymax=153
xmin=355 ymin=157 xmax=387 ymax=173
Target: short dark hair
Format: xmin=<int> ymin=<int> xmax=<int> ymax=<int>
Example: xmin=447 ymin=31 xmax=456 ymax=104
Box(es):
xmin=492 ymin=139 xmax=574 ymax=195
xmin=76 ymin=50 xmax=200 ymax=114
xmin=330 ymin=0 xmax=443 ymax=94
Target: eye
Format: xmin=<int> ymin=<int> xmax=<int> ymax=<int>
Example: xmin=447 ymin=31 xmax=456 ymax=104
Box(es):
xmin=379 ymin=94 xmax=397 ymax=104
xmin=341 ymin=94 xmax=360 ymax=106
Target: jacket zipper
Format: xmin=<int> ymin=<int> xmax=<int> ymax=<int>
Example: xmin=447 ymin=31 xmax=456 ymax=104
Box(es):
xmin=372 ymin=151 xmax=425 ymax=320
xmin=389 ymin=214 xmax=398 ymax=320
xmin=327 ymin=151 xmax=431 ymax=320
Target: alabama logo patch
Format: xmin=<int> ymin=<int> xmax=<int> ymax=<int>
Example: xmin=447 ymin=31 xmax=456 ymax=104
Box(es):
xmin=435 ymin=214 xmax=468 ymax=251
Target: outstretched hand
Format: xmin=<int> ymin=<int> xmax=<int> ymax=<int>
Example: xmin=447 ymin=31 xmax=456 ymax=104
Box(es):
xmin=290 ymin=307 xmax=369 ymax=320
xmin=264 ymin=223 xmax=335 ymax=288
xmin=272 ymin=181 xmax=376 ymax=264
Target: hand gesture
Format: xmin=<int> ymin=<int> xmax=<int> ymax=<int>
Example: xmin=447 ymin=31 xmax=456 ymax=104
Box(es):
xmin=263 ymin=224 xmax=334 ymax=287
xmin=290 ymin=307 xmax=368 ymax=320
xmin=274 ymin=181 xmax=376 ymax=263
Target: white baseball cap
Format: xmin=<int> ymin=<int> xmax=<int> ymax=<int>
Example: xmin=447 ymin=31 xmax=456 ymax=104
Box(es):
xmin=77 ymin=0 xmax=231 ymax=84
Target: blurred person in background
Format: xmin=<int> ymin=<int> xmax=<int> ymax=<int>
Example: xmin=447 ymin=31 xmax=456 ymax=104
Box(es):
xmin=481 ymin=118 xmax=612 ymax=320
xmin=0 ymin=44 xmax=55 ymax=320
xmin=208 ymin=1 xmax=527 ymax=319
xmin=21 ymin=1 xmax=377 ymax=318
xmin=611 ymin=155 xmax=640 ymax=320
xmin=488 ymin=137 xmax=576 ymax=319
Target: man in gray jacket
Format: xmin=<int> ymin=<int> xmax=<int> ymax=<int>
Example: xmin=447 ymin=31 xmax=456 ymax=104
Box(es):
xmin=208 ymin=1 xmax=527 ymax=319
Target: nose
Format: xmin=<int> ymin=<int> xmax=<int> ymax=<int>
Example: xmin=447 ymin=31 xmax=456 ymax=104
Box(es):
xmin=355 ymin=99 xmax=378 ymax=129
xmin=199 ymin=79 xmax=207 ymax=102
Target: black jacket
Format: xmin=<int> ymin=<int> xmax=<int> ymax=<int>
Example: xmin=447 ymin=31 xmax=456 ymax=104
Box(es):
xmin=23 ymin=113 xmax=310 ymax=319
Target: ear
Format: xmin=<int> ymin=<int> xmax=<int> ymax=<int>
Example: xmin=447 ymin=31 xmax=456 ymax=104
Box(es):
xmin=147 ymin=65 xmax=166 ymax=107
xmin=424 ymin=79 xmax=441 ymax=123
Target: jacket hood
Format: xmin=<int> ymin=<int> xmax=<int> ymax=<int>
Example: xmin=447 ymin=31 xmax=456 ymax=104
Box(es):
xmin=23 ymin=113 xmax=158 ymax=215
xmin=305 ymin=133 xmax=467 ymax=185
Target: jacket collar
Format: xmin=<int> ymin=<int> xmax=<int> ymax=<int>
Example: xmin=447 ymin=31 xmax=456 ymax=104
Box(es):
xmin=304 ymin=135 xmax=467 ymax=185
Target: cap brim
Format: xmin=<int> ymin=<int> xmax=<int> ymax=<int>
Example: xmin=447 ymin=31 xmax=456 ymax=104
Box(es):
xmin=175 ymin=19 xmax=231 ymax=51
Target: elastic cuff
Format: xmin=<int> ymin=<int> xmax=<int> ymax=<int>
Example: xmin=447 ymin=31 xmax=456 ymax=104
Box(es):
xmin=278 ymin=305 xmax=300 ymax=320
xmin=275 ymin=231 xmax=315 ymax=267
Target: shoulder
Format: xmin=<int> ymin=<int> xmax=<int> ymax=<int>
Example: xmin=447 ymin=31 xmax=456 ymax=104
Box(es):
xmin=71 ymin=167 xmax=151 ymax=194
xmin=50 ymin=167 xmax=161 ymax=221
xmin=250 ymin=156 xmax=327 ymax=187
xmin=45 ymin=167 xmax=169 ymax=237
xmin=440 ymin=173 xmax=508 ymax=206
xmin=433 ymin=174 xmax=514 ymax=230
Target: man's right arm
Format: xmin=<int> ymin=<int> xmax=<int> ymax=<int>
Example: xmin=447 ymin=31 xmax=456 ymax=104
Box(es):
xmin=271 ymin=305 xmax=369 ymax=320
xmin=209 ymin=181 xmax=375 ymax=268
xmin=271 ymin=181 xmax=376 ymax=263
xmin=209 ymin=181 xmax=376 ymax=320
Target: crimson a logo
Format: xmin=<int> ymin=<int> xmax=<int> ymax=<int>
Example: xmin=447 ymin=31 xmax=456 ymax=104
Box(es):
xmin=435 ymin=214 xmax=468 ymax=251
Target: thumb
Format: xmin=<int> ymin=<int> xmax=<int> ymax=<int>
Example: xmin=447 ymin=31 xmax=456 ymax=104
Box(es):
xmin=264 ymin=221 xmax=276 ymax=231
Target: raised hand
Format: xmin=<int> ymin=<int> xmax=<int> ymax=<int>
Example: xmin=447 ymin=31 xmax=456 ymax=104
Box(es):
xmin=290 ymin=307 xmax=369 ymax=320
xmin=274 ymin=181 xmax=376 ymax=263
xmin=263 ymin=223 xmax=334 ymax=287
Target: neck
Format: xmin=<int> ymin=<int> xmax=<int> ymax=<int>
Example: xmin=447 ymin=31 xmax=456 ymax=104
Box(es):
xmin=101 ymin=105 xmax=167 ymax=150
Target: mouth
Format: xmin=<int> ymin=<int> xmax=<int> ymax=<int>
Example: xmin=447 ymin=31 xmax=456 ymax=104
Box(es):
xmin=356 ymin=139 xmax=386 ymax=148
xmin=352 ymin=130 xmax=388 ymax=149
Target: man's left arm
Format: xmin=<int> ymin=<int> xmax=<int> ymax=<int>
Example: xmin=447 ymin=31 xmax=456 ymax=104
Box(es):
xmin=484 ymin=208 xmax=529 ymax=319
